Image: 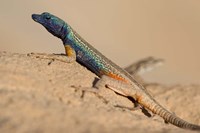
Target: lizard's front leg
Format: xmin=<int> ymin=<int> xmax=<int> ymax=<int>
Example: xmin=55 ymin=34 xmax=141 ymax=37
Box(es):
xmin=27 ymin=45 xmax=76 ymax=63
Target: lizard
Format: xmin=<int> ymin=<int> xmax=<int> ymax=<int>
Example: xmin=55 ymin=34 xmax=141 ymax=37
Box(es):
xmin=31 ymin=12 xmax=200 ymax=131
xmin=124 ymin=56 xmax=164 ymax=76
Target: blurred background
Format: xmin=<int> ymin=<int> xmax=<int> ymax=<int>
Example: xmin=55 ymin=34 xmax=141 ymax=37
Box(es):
xmin=0 ymin=0 xmax=199 ymax=84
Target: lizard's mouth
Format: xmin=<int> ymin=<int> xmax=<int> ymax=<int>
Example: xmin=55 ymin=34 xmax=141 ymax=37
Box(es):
xmin=32 ymin=14 xmax=42 ymax=24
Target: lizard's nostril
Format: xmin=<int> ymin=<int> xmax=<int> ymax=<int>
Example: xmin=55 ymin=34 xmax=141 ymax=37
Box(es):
xmin=32 ymin=14 xmax=40 ymax=22
xmin=32 ymin=14 xmax=36 ymax=20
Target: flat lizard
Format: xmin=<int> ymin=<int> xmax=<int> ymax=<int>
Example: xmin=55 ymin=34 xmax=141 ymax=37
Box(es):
xmin=32 ymin=12 xmax=200 ymax=130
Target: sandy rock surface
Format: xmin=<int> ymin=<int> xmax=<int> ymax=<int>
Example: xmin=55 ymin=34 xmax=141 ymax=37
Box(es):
xmin=0 ymin=51 xmax=199 ymax=133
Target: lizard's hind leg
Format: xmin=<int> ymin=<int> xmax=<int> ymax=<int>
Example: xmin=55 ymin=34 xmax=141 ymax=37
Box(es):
xmin=94 ymin=75 xmax=136 ymax=98
xmin=95 ymin=75 xmax=152 ymax=115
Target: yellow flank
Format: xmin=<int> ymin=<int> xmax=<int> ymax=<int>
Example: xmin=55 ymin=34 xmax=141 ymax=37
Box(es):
xmin=65 ymin=45 xmax=74 ymax=57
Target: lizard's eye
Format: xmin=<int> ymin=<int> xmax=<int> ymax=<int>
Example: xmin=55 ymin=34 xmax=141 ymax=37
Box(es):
xmin=45 ymin=15 xmax=51 ymax=20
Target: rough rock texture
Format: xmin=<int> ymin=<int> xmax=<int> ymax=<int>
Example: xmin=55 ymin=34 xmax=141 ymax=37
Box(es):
xmin=0 ymin=51 xmax=199 ymax=133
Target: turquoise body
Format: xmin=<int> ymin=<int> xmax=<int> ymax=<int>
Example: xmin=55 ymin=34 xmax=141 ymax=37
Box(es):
xmin=32 ymin=12 xmax=123 ymax=78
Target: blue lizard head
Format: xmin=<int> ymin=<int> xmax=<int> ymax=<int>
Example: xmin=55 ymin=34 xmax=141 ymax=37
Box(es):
xmin=32 ymin=12 xmax=68 ymax=40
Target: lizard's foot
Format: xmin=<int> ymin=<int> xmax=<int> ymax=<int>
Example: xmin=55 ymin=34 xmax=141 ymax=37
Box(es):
xmin=71 ymin=85 xmax=109 ymax=104
xmin=27 ymin=53 xmax=76 ymax=64
xmin=114 ymin=100 xmax=152 ymax=117
xmin=114 ymin=104 xmax=142 ymax=111
xmin=124 ymin=56 xmax=164 ymax=76
xmin=71 ymin=85 xmax=99 ymax=94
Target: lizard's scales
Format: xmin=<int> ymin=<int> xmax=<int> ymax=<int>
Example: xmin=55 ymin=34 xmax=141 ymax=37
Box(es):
xmin=32 ymin=12 xmax=200 ymax=130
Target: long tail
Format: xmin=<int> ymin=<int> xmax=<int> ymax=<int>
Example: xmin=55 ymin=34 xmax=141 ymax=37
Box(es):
xmin=137 ymin=92 xmax=200 ymax=130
